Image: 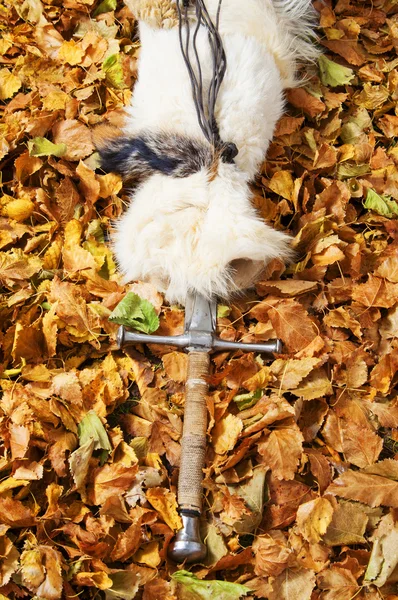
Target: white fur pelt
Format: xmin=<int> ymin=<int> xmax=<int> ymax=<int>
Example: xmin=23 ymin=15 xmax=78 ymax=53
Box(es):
xmin=100 ymin=0 xmax=318 ymax=305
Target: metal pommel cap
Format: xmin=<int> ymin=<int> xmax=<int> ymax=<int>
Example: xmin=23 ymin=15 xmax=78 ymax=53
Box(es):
xmin=168 ymin=515 xmax=206 ymax=563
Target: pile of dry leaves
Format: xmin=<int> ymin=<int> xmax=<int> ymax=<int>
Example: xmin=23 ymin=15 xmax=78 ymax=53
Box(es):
xmin=1 ymin=0 xmax=398 ymax=598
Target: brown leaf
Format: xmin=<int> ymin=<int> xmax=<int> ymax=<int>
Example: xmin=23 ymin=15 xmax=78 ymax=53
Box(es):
xmin=212 ymin=414 xmax=243 ymax=455
xmin=267 ymin=299 xmax=318 ymax=353
xmin=306 ymin=448 xmax=332 ymax=493
xmin=50 ymin=277 xmax=100 ymax=337
xmin=370 ymin=350 xmax=398 ymax=394
xmin=256 ymin=279 xmax=318 ymax=297
xmin=89 ymin=463 xmax=138 ymax=505
xmin=110 ymin=520 xmax=142 ymax=562
xmin=269 ymin=568 xmax=316 ymax=600
xmin=317 ymin=566 xmax=359 ymax=600
xmin=323 ymin=500 xmax=368 ymax=547
xmin=162 ymin=352 xmax=188 ymax=383
xmin=363 ymin=458 xmax=398 ymax=480
xmin=258 ymin=425 xmax=304 ymax=480
xmin=286 ymin=88 xmax=326 ymax=118
xmin=52 ymin=119 xmax=94 ymax=161
xmin=253 ymin=531 xmax=291 ymax=577
xmin=0 ymin=498 xmax=35 ymax=527
xmin=327 ymin=471 xmax=398 ymax=508
xmin=352 ymin=275 xmax=398 ymax=309
xmin=271 ymin=357 xmax=321 ymax=390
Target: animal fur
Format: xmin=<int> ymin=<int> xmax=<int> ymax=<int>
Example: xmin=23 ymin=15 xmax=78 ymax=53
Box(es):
xmin=98 ymin=0 xmax=319 ymax=304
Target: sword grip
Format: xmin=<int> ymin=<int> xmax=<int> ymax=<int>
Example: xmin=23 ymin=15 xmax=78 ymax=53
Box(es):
xmin=178 ymin=351 xmax=209 ymax=514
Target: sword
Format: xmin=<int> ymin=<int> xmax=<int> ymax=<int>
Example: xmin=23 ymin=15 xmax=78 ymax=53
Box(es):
xmin=117 ymin=291 xmax=282 ymax=563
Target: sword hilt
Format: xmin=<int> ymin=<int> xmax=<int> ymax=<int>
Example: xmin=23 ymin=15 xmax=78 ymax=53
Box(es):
xmin=117 ymin=326 xmax=282 ymax=354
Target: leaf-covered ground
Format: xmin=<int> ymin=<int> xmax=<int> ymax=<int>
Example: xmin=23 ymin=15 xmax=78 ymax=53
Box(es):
xmin=1 ymin=0 xmax=398 ymax=598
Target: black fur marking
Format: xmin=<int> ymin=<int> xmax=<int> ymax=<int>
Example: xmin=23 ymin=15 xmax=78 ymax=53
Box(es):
xmin=99 ymin=131 xmax=213 ymax=183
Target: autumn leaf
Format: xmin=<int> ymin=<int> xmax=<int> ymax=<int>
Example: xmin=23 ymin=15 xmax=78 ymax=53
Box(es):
xmin=269 ymin=568 xmax=316 ymax=600
xmin=52 ymin=119 xmax=94 ymax=161
xmin=364 ymin=188 xmax=398 ymax=218
xmin=323 ymin=500 xmax=368 ymax=547
xmin=145 ymin=487 xmax=182 ymax=531
xmin=318 ymin=55 xmax=355 ymax=87
xmin=253 ymin=531 xmax=291 ymax=577
xmin=110 ymin=520 xmax=142 ymax=562
xmin=296 ymin=497 xmax=334 ymax=544
xmin=212 ymin=414 xmax=243 ymax=455
xmin=258 ymin=425 xmax=303 ymax=480
xmin=317 ymin=566 xmax=359 ymax=600
xmin=0 ymin=68 xmax=22 ymax=100
xmin=28 ymin=137 xmax=66 ymax=157
xmin=77 ymin=410 xmax=112 ymax=464
xmin=327 ymin=471 xmax=398 ymax=508
xmin=20 ymin=543 xmax=63 ymax=600
xmin=364 ymin=513 xmax=398 ymax=587
xmin=172 ymin=570 xmax=249 ymax=599
xmin=102 ymin=53 xmax=128 ymax=89
xmin=89 ymin=463 xmax=138 ymax=505
xmin=267 ymin=299 xmax=318 ymax=353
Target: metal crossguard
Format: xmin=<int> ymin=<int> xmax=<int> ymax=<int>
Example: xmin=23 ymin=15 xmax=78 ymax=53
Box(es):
xmin=117 ymin=292 xmax=282 ymax=563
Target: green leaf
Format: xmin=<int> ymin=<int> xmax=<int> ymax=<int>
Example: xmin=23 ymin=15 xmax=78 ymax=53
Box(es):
xmin=28 ymin=137 xmax=66 ymax=157
xmin=78 ymin=410 xmax=111 ymax=465
xmin=318 ymin=55 xmax=355 ymax=87
xmin=171 ymin=571 xmax=249 ymax=600
xmin=109 ymin=292 xmax=159 ymax=334
xmin=233 ymin=389 xmax=262 ymax=411
xmin=102 ymin=54 xmax=127 ymax=89
xmin=93 ymin=0 xmax=116 ymax=16
xmin=364 ymin=188 xmax=398 ymax=218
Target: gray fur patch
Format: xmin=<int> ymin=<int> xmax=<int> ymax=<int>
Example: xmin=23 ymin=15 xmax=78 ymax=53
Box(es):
xmin=99 ymin=131 xmax=213 ymax=182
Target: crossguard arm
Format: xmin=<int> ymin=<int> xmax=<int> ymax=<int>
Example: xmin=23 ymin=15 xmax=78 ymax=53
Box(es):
xmin=117 ymin=326 xmax=282 ymax=354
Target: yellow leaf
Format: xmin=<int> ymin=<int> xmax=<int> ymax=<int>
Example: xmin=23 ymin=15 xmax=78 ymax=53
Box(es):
xmin=75 ymin=572 xmax=113 ymax=589
xmin=42 ymin=91 xmax=68 ymax=111
xmin=271 ymin=358 xmax=321 ymax=390
xmin=58 ymin=40 xmax=84 ymax=66
xmin=212 ymin=413 xmax=243 ymax=455
xmin=296 ymin=498 xmax=334 ymax=543
xmin=21 ymin=544 xmax=63 ymax=599
xmin=268 ymin=171 xmax=294 ymax=201
xmin=0 ymin=477 xmax=30 ymax=495
xmin=243 ymin=366 xmax=271 ymax=391
xmin=0 ymin=68 xmax=21 ymax=101
xmin=146 ymin=487 xmax=182 ymax=531
xmin=162 ymin=352 xmax=188 ymax=383
xmin=98 ymin=172 xmax=123 ymax=198
xmin=42 ymin=236 xmax=63 ymax=270
xmin=1 ymin=198 xmax=35 ymax=222
xmin=134 ymin=541 xmax=161 ymax=568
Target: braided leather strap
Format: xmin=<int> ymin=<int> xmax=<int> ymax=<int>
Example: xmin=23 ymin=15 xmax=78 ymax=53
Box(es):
xmin=178 ymin=351 xmax=210 ymax=513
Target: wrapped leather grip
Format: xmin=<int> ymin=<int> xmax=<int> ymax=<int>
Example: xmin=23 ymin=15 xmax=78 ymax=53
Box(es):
xmin=178 ymin=351 xmax=210 ymax=513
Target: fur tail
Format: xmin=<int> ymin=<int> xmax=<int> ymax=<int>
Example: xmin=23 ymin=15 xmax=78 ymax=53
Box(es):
xmin=273 ymin=0 xmax=320 ymax=73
